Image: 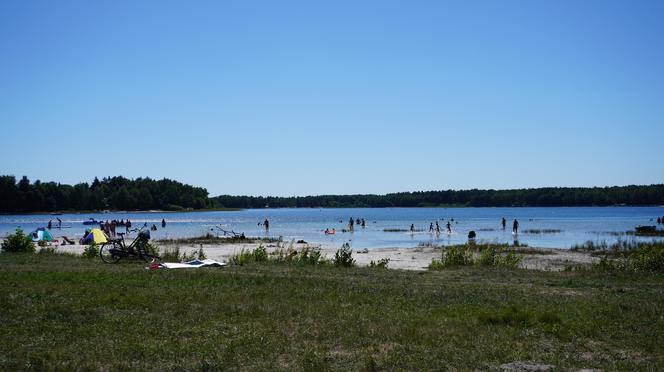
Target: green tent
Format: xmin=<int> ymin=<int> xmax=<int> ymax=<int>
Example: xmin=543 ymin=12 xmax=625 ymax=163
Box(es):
xmin=30 ymin=228 xmax=53 ymax=242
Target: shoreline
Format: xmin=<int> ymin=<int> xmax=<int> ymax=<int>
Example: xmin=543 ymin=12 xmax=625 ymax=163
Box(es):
xmin=52 ymin=239 xmax=599 ymax=272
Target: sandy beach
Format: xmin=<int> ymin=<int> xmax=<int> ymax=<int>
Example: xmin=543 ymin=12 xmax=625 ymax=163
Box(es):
xmin=53 ymin=238 xmax=599 ymax=271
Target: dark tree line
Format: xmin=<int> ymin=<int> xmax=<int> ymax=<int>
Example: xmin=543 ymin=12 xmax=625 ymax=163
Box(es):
xmin=1 ymin=175 xmax=662 ymax=213
xmin=0 ymin=175 xmax=211 ymax=213
xmin=212 ymin=185 xmax=664 ymax=209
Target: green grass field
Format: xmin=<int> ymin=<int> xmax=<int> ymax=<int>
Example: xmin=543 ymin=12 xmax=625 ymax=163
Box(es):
xmin=1 ymin=254 xmax=662 ymax=370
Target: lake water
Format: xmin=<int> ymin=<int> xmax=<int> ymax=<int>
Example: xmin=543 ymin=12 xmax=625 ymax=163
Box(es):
xmin=2 ymin=207 xmax=663 ymax=249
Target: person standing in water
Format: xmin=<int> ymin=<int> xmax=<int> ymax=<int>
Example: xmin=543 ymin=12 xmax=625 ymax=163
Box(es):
xmin=501 ymin=217 xmax=506 ymax=230
xmin=410 ymin=224 xmax=415 ymax=232
xmin=361 ymin=219 xmax=366 ymax=228
xmin=513 ymin=219 xmax=519 ymax=234
xmin=264 ymin=218 xmax=269 ymax=231
xmin=161 ymin=218 xmax=166 ymax=228
xmin=435 ymin=222 xmax=440 ymax=233
xmin=47 ymin=220 xmax=52 ymax=229
xmin=348 ymin=217 xmax=354 ymax=231
xmin=429 ymin=222 xmax=434 ymax=232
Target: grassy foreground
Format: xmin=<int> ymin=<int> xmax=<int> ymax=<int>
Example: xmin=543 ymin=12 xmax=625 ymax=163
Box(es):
xmin=1 ymin=255 xmax=663 ymax=370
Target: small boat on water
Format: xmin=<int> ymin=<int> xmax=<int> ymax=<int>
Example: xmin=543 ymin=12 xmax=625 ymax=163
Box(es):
xmin=635 ymin=225 xmax=656 ymax=233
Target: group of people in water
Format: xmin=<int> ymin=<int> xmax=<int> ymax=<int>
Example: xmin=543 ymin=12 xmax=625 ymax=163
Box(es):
xmin=425 ymin=220 xmax=453 ymax=234
xmin=348 ymin=217 xmax=366 ymax=231
xmin=47 ymin=218 xmax=62 ymax=230
xmin=99 ymin=218 xmax=167 ymax=237
xmin=503 ymin=217 xmax=519 ymax=234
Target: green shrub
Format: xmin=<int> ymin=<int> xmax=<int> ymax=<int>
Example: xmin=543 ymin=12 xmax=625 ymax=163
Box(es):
xmin=590 ymin=240 xmax=664 ymax=273
xmin=160 ymin=245 xmax=207 ymax=262
xmin=82 ymin=244 xmax=99 ymax=259
xmin=478 ymin=247 xmax=497 ymax=266
xmin=625 ymin=244 xmax=664 ymax=272
xmin=230 ymin=245 xmax=268 ymax=265
xmin=429 ymin=244 xmax=523 ymax=270
xmin=143 ymin=242 xmax=160 ymax=257
xmin=161 ymin=246 xmax=183 ymax=262
xmin=272 ymin=246 xmax=328 ymax=266
xmin=441 ymin=246 xmax=474 ymax=267
xmin=428 ymin=259 xmax=444 ymax=270
xmin=1 ymin=228 xmax=35 ymax=253
xmin=369 ymin=258 xmax=390 ymax=269
xmin=495 ymin=251 xmax=523 ymax=268
xmin=334 ymin=243 xmax=355 ymax=267
xmin=253 ymin=245 xmax=268 ymax=262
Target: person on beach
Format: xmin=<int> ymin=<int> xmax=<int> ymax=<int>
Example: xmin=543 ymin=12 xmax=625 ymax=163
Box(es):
xmin=48 ymin=220 xmax=52 ymax=230
xmin=110 ymin=220 xmax=116 ymax=237
xmin=126 ymin=219 xmax=132 ymax=232
xmin=446 ymin=221 xmax=452 ymax=234
xmin=502 ymin=217 xmax=506 ymax=230
xmin=264 ymin=218 xmax=270 ymax=231
xmin=162 ymin=218 xmax=166 ymax=228
xmin=513 ymin=219 xmax=519 ymax=234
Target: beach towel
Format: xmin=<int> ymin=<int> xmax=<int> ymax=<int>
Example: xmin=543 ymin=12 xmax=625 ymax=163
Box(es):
xmin=154 ymin=259 xmax=226 ymax=270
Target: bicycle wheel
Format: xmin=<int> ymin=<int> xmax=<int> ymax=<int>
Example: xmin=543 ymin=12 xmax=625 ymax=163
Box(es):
xmin=100 ymin=243 xmax=121 ymax=263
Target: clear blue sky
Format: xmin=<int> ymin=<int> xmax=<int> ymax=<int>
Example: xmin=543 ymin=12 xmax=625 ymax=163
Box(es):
xmin=1 ymin=0 xmax=663 ymax=197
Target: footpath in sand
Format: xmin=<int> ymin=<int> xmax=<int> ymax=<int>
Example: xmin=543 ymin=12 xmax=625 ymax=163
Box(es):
xmin=55 ymin=238 xmax=599 ymax=271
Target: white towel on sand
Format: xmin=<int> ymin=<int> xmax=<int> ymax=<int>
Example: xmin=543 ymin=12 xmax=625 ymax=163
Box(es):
xmin=160 ymin=259 xmax=226 ymax=269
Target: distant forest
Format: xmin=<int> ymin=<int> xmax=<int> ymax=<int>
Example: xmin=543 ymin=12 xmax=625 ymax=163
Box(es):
xmin=212 ymin=185 xmax=664 ymax=209
xmin=0 ymin=176 xmax=211 ymax=213
xmin=1 ymin=175 xmax=663 ymax=213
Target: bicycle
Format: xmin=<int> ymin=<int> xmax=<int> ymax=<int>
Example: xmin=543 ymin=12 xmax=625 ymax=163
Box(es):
xmin=99 ymin=227 xmax=160 ymax=263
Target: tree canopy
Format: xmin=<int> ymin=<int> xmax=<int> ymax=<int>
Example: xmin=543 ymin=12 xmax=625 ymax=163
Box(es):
xmin=0 ymin=176 xmax=211 ymax=213
xmin=212 ymin=185 xmax=664 ymax=209
xmin=1 ymin=175 xmax=662 ymax=213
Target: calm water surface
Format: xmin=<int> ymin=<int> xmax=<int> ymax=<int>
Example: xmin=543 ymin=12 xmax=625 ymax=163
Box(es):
xmin=1 ymin=207 xmax=663 ymax=249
